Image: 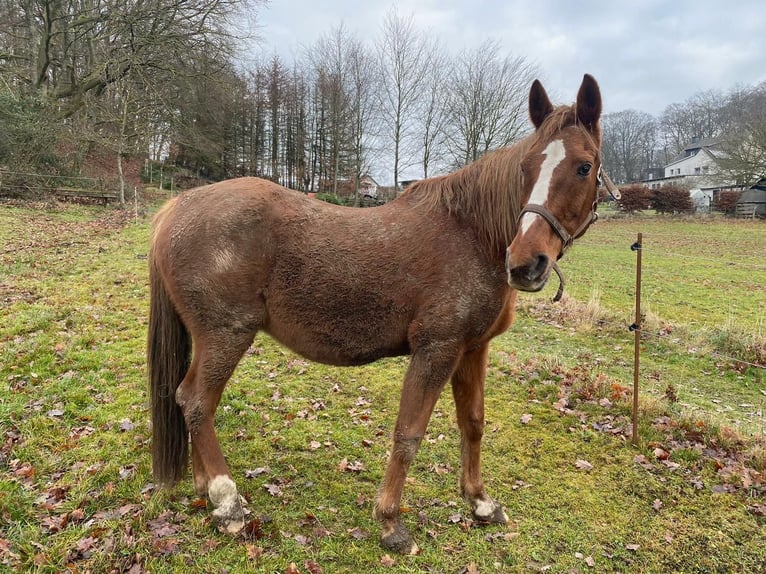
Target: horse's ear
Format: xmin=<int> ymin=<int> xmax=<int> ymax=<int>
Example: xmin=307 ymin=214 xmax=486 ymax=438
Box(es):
xmin=576 ymin=74 xmax=602 ymax=131
xmin=529 ymin=79 xmax=554 ymax=129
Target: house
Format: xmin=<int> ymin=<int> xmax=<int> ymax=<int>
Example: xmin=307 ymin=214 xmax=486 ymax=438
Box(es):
xmin=641 ymin=137 xmax=746 ymax=201
xmin=359 ymin=175 xmax=378 ymax=199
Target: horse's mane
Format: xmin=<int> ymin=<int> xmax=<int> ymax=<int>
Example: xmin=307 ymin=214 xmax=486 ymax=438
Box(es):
xmin=404 ymin=105 xmax=595 ymax=256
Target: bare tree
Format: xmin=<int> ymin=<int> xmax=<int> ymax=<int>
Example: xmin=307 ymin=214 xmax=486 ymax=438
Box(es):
xmin=660 ymin=90 xmax=729 ymax=158
xmin=376 ymin=7 xmax=432 ymax=190
xmin=347 ymin=39 xmax=380 ymax=204
xmin=718 ymin=81 xmax=766 ymax=186
xmin=307 ymin=24 xmax=356 ymax=194
xmin=416 ymin=43 xmax=449 ymax=178
xmin=601 ymin=109 xmax=657 ymax=183
xmin=445 ymin=40 xmax=537 ymax=168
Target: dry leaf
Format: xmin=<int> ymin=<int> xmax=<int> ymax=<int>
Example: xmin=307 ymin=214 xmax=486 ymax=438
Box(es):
xmin=575 ymin=459 xmax=593 ymax=471
xmin=520 ymin=414 xmax=533 ymax=424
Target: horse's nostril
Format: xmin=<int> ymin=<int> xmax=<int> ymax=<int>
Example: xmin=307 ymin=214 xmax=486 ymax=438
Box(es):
xmin=509 ymin=253 xmax=550 ymax=285
xmin=532 ymin=254 xmax=549 ymax=278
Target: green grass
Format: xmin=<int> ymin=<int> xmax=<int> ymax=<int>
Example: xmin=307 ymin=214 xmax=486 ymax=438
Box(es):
xmin=1 ymin=204 xmax=765 ymax=573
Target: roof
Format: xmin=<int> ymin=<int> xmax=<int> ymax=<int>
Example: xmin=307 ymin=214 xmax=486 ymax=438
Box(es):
xmin=666 ymin=137 xmax=725 ymax=166
xmin=683 ymin=137 xmax=721 ymax=153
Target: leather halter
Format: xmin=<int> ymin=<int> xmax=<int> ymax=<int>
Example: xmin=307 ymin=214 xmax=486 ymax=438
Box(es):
xmin=518 ymin=165 xmax=620 ymax=259
xmin=515 ymin=166 xmax=620 ymax=301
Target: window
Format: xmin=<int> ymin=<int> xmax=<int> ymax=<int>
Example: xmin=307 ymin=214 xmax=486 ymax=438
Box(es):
xmin=694 ymin=167 xmax=701 ymax=174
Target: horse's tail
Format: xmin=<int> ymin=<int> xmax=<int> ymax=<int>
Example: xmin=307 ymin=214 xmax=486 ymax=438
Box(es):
xmin=147 ymin=237 xmax=190 ymax=486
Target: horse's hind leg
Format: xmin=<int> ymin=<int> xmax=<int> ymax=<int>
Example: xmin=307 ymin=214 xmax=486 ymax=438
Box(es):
xmin=451 ymin=344 xmax=508 ymax=524
xmin=176 ymin=331 xmax=254 ymax=533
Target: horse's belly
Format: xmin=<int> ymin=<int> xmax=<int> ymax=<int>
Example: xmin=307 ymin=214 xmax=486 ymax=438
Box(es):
xmin=265 ymin=320 xmax=411 ymax=367
xmin=265 ymin=300 xmax=410 ymax=366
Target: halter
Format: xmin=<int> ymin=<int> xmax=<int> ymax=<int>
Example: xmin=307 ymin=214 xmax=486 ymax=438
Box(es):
xmin=516 ymin=166 xmax=621 ymax=301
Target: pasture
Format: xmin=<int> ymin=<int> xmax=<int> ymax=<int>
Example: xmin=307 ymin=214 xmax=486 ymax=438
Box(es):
xmin=1 ymin=202 xmax=764 ymax=573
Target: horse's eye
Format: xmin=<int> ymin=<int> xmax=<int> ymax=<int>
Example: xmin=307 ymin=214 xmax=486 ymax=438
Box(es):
xmin=577 ymin=163 xmax=592 ymax=177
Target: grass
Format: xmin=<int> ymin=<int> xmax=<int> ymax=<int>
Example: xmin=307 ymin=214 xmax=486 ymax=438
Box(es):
xmin=1 ymin=203 xmax=765 ymax=573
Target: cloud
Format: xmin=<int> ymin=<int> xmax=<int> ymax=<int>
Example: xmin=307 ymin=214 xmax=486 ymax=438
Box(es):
xmin=254 ymin=0 xmax=766 ymax=116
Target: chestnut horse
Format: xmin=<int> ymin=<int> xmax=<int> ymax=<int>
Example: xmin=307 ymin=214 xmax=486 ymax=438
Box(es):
xmin=148 ymin=74 xmax=607 ymax=554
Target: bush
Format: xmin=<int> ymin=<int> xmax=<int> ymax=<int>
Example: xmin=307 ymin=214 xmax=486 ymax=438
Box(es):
xmin=713 ymin=190 xmax=742 ymax=215
xmin=0 ymin=92 xmax=60 ymax=170
xmin=616 ymin=184 xmax=651 ymax=213
xmin=315 ymin=192 xmax=345 ymax=205
xmin=651 ymin=185 xmax=692 ymax=214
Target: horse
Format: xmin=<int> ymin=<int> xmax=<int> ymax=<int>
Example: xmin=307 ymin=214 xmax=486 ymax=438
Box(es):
xmin=148 ymin=74 xmax=609 ymax=555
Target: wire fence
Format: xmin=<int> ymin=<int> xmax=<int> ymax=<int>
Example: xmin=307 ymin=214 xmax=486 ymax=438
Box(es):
xmin=625 ymin=231 xmax=765 ymax=439
xmin=0 ymin=169 xmax=118 ymax=200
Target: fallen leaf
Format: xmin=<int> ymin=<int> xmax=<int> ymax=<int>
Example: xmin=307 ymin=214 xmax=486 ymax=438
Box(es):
xmin=338 ymin=458 xmax=364 ymax=472
xmin=152 ymin=538 xmax=179 ymax=555
xmin=520 ymin=414 xmax=533 ymax=424
xmin=41 ymin=514 xmax=68 ymax=532
xmin=652 ymin=499 xmax=663 ymax=511
xmin=575 ymin=459 xmax=593 ymax=471
xmin=305 ymin=560 xmax=323 ymax=574
xmin=244 ymin=518 xmax=265 ymax=540
xmin=285 ymin=562 xmax=300 ymax=574
xmin=245 ymin=467 xmax=270 ymax=478
xmin=653 ymin=447 xmax=670 ymax=460
xmin=626 ymin=543 xmax=640 ymax=551
xmin=264 ymin=483 xmax=283 ymax=497
xmin=380 ymin=554 xmax=396 ymax=567
xmin=348 ymin=527 xmax=369 ymax=540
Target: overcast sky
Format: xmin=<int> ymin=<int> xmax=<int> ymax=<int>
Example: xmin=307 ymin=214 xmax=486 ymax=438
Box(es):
xmin=254 ymin=0 xmax=766 ymax=117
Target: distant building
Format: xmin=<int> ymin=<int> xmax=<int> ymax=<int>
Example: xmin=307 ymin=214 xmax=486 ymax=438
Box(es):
xmin=359 ymin=175 xmax=378 ymax=198
xmin=641 ymin=137 xmax=746 ymax=198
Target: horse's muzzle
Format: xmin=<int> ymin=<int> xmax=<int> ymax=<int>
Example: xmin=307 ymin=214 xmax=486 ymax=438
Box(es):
xmin=505 ymin=252 xmax=550 ymax=292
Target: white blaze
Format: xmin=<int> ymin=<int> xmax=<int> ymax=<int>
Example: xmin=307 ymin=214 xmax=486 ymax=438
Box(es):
xmin=520 ymin=139 xmax=566 ymax=236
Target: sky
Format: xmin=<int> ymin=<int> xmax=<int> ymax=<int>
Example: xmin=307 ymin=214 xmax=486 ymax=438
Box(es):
xmin=253 ymin=0 xmax=766 ymax=117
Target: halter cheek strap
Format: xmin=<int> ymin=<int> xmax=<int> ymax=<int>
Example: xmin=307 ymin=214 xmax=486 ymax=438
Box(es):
xmin=518 ymin=202 xmax=597 ymax=258
xmin=515 ymin=166 xmax=620 ymax=302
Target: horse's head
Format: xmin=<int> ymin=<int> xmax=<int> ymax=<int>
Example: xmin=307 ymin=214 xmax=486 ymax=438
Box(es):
xmin=506 ymin=74 xmax=614 ymax=297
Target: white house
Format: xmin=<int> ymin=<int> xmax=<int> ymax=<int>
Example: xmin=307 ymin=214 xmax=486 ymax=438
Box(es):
xmin=644 ymin=137 xmax=740 ymax=193
xmin=359 ymin=175 xmax=378 ymax=198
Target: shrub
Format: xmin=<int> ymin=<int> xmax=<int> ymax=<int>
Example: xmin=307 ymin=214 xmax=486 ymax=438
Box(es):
xmin=315 ymin=192 xmax=345 ymax=205
xmin=651 ymin=185 xmax=692 ymax=214
xmin=616 ymin=184 xmax=651 ymax=213
xmin=712 ymin=190 xmax=742 ymax=215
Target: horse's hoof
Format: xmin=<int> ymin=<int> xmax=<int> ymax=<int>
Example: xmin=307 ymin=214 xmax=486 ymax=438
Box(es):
xmin=380 ymin=523 xmax=419 ymax=555
xmin=212 ymin=501 xmax=245 ymax=534
xmin=472 ymin=500 xmax=509 ymax=525
xmin=208 ymin=476 xmax=245 ymax=534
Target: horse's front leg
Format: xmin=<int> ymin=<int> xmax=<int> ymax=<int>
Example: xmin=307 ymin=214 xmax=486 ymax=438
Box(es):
xmin=451 ymin=344 xmax=509 ymax=525
xmin=375 ymin=342 xmax=460 ymax=554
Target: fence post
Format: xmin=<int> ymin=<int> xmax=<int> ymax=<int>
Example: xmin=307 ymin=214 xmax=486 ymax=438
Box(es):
xmin=631 ymin=233 xmax=643 ymax=445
